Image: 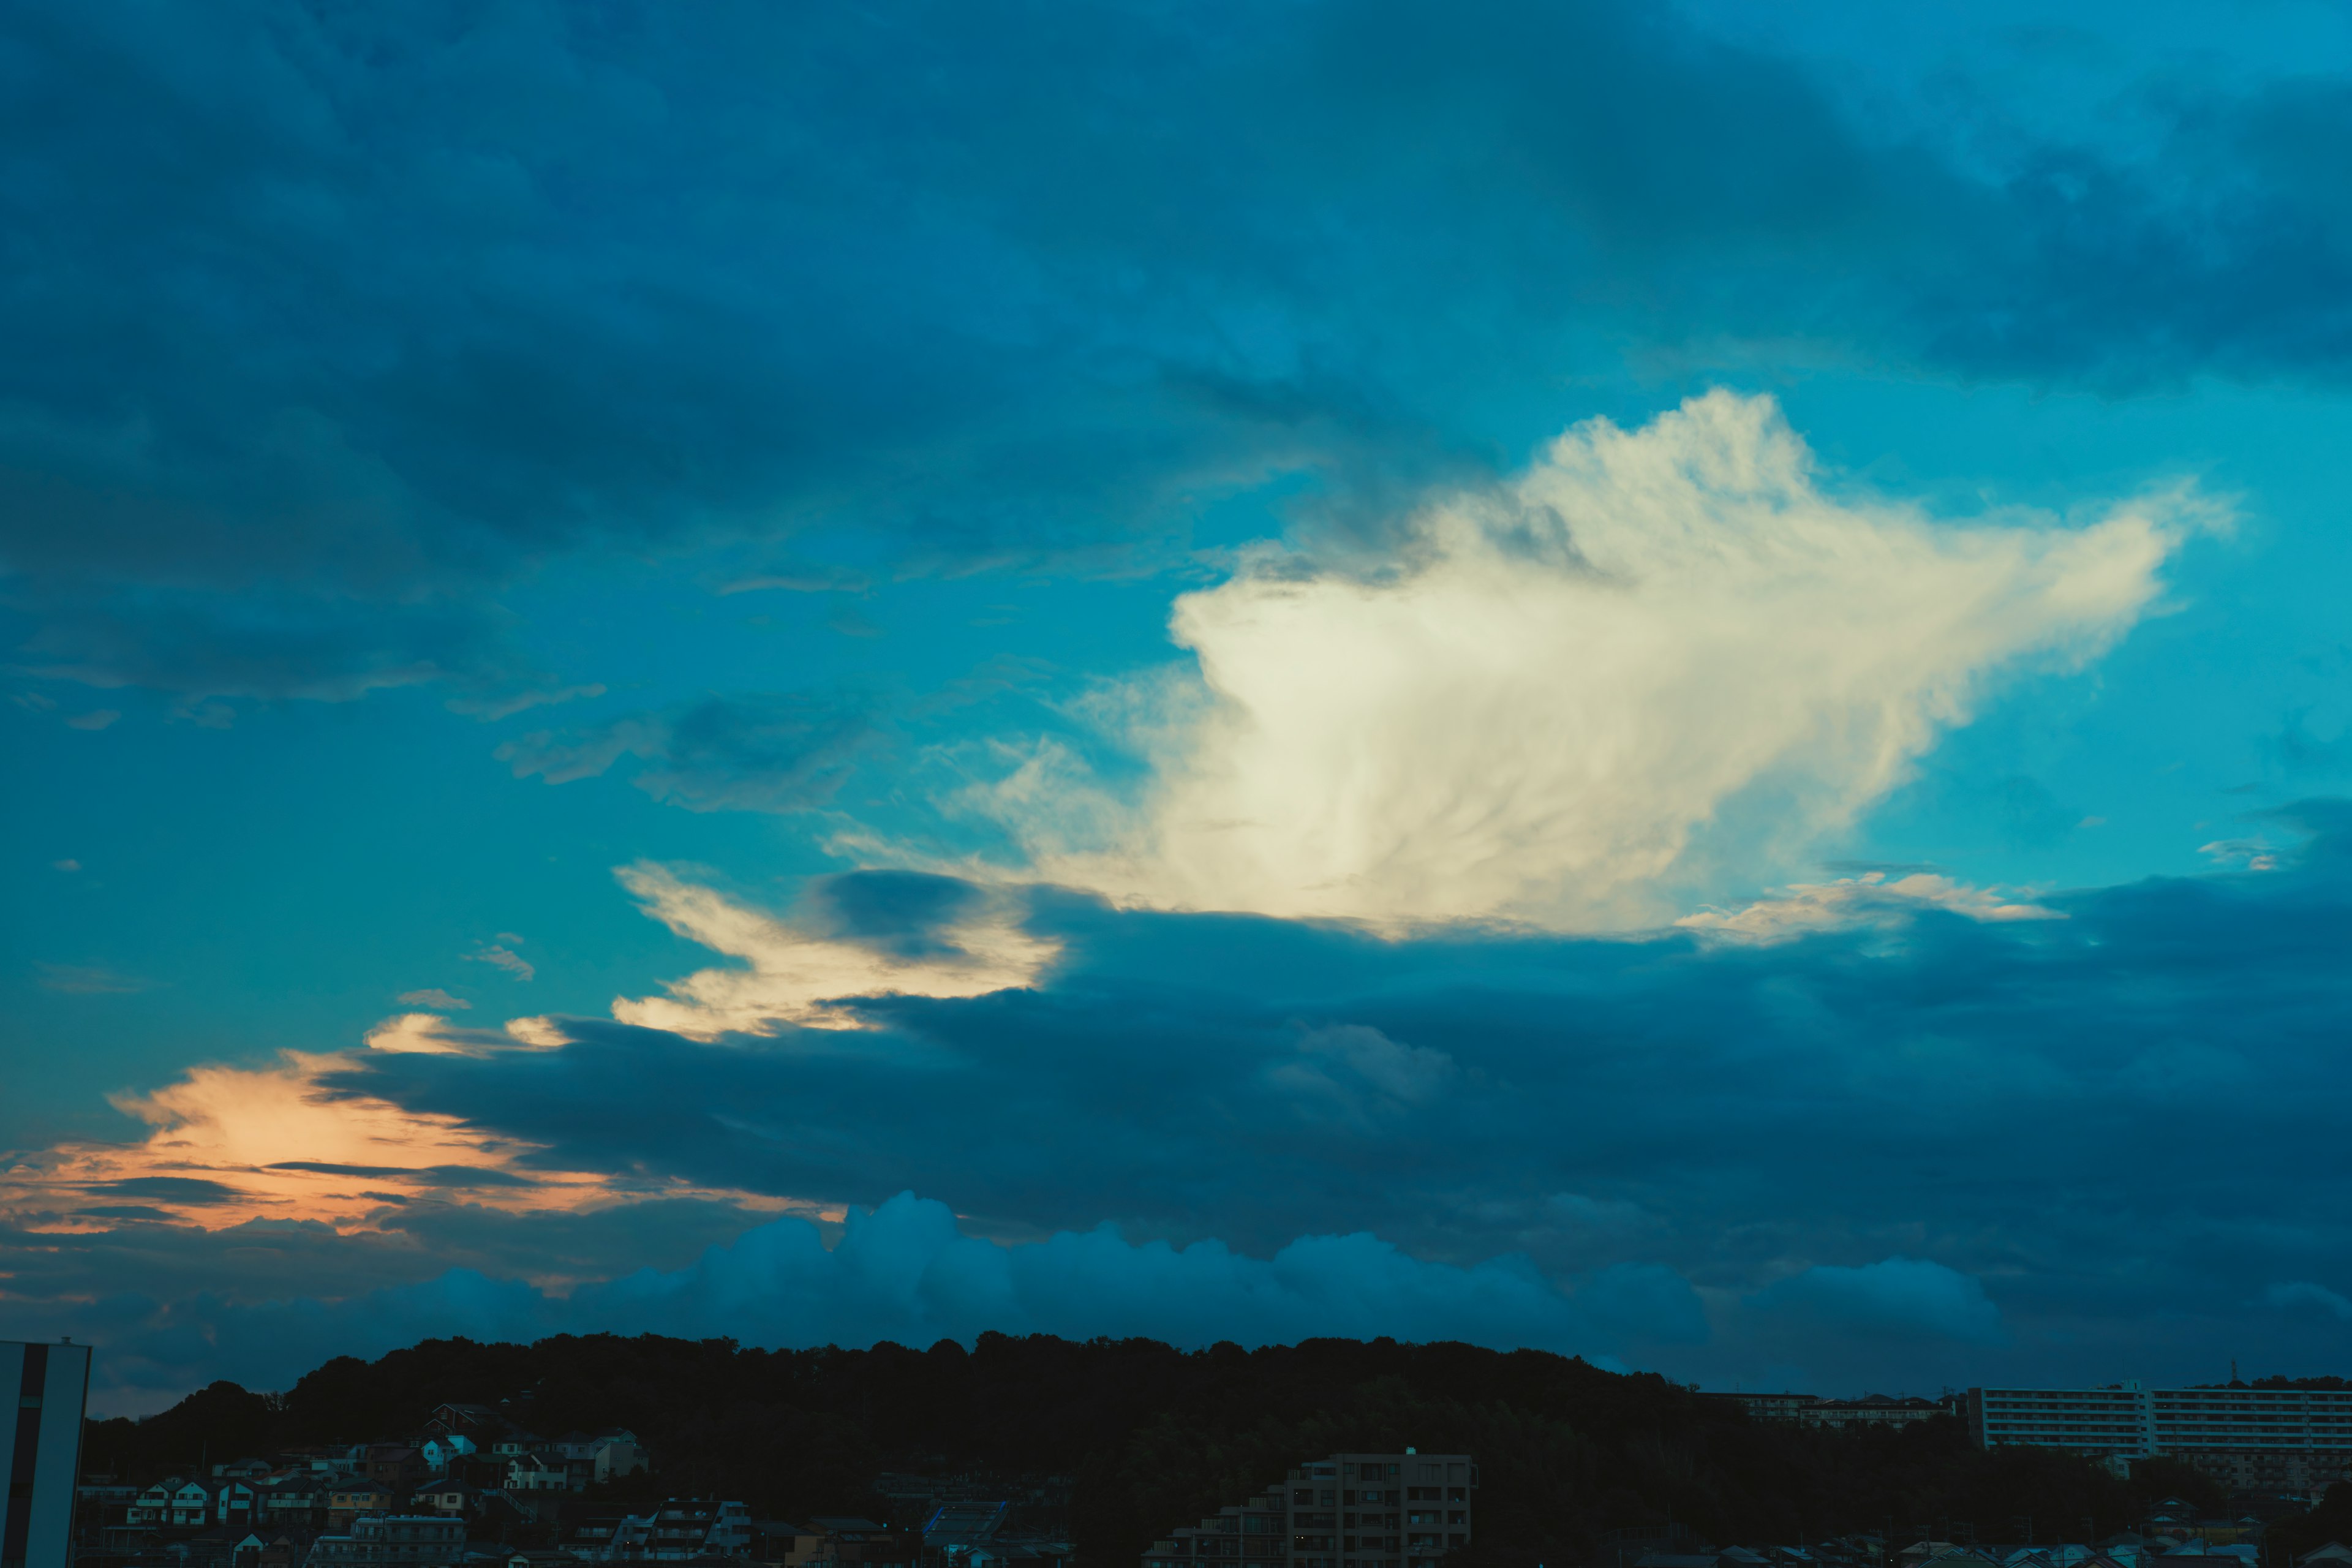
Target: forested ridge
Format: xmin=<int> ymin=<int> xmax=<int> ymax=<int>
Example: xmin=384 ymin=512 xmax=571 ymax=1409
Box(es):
xmin=82 ymin=1335 xmax=2263 ymax=1566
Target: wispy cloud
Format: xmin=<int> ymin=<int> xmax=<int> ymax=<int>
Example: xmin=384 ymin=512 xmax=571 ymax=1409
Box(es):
xmin=396 ymin=988 xmax=471 ymax=1010
xmin=463 ymin=941 xmax=534 ymax=982
xmin=35 ymin=962 xmax=151 ymax=995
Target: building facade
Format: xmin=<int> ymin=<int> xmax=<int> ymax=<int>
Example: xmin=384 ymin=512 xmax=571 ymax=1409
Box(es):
xmin=1700 ymin=1393 xmax=1954 ymax=1430
xmin=1967 ymin=1383 xmax=2352 ymax=1490
xmin=1139 ymin=1450 xmax=1476 ymax=1568
xmin=2 ymin=1341 xmax=94 ymax=1568
xmin=306 ymin=1515 xmax=466 ymax=1568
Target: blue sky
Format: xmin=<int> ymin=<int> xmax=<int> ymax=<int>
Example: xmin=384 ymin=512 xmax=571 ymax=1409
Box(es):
xmin=7 ymin=0 xmax=2352 ymax=1412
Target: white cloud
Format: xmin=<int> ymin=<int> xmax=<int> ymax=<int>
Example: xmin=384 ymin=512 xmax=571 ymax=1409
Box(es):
xmin=396 ymin=987 xmax=472 ymax=1010
xmin=1675 ymin=872 xmax=2062 ymax=943
xmin=976 ymin=391 xmax=2203 ymax=929
xmin=464 ymin=940 xmax=535 ymax=981
xmin=2201 ymin=837 xmax=2280 ymax=872
xmin=363 ymin=1011 xmax=559 ymax=1057
xmin=610 ymin=864 xmax=1059 ymax=1039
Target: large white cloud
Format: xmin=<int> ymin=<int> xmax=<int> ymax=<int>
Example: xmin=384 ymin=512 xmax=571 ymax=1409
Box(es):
xmin=979 ymin=391 xmax=2206 ymax=928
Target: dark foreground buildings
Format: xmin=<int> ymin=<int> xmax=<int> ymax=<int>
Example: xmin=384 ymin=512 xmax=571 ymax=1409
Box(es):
xmin=1138 ymin=1451 xmax=1476 ymax=1568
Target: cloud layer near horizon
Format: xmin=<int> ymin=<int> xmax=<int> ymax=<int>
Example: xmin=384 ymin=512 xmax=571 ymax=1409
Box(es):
xmin=7 ymin=1191 xmax=2010 ymax=1416
xmin=10 ymin=804 xmax=2352 ymax=1408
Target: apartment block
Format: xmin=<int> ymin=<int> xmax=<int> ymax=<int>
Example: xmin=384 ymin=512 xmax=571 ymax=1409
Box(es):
xmin=1139 ymin=1450 xmax=1476 ymax=1568
xmin=1967 ymin=1382 xmax=2352 ymax=1490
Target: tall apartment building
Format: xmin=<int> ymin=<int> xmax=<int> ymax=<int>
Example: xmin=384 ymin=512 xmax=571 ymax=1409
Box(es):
xmin=2 ymin=1340 xmax=94 ymax=1568
xmin=1967 ymin=1383 xmax=2352 ymax=1491
xmin=1137 ymin=1451 xmax=1476 ymax=1568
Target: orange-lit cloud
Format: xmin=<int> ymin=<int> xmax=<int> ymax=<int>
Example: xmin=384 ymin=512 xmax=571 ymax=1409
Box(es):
xmin=0 ymin=1044 xmax=787 ymax=1238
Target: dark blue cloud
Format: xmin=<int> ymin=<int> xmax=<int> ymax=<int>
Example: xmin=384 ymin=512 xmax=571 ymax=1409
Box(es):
xmin=811 ymin=871 xmax=987 ymax=959
xmin=498 ymin=690 xmax=885 ymax=813
xmin=7 ymin=1 xmax=2349 ymax=699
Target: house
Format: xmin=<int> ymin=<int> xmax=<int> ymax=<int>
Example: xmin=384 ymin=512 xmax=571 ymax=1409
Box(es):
xmin=507 ymin=1553 xmax=582 ymax=1568
xmin=2300 ymin=1550 xmax=2352 ymax=1568
xmin=326 ymin=1482 xmax=395 ymax=1529
xmin=260 ymin=1474 xmax=330 ymax=1527
xmin=594 ymin=1437 xmax=647 ymax=1485
xmin=588 ymin=1501 xmax=755 ymax=1562
xmin=417 ymin=1479 xmax=485 ymax=1517
xmin=170 ymin=1479 xmax=223 ymax=1528
xmin=423 ymin=1437 xmax=479 ymax=1474
xmin=217 ymin=1460 xmax=279 ymax=1482
xmin=494 ymin=1434 xmax=548 ymax=1460
xmin=427 ymin=1404 xmax=501 ymax=1439
xmin=364 ymin=1445 xmax=426 ymax=1490
xmin=129 ymin=1479 xmax=189 ymax=1528
xmin=795 ymin=1520 xmax=913 ymax=1568
xmin=211 ymin=1480 xmax=263 ymax=1532
xmin=258 ymin=1534 xmax=313 ymax=1568
xmin=508 ymin=1454 xmax=571 ymax=1494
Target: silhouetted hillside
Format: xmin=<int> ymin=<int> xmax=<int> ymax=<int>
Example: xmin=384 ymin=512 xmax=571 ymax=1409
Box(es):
xmin=78 ymin=1335 xmax=2241 ymax=1566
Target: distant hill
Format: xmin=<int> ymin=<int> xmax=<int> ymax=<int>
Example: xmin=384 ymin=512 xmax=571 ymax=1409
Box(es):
xmin=81 ymin=1333 xmax=2233 ymax=1566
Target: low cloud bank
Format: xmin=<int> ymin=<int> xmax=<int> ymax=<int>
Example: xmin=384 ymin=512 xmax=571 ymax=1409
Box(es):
xmin=5 ymin=1193 xmax=1735 ymax=1411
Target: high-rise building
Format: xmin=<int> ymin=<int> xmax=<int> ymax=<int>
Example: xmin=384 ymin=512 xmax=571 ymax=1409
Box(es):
xmin=1967 ymin=1382 xmax=2352 ymax=1490
xmin=2 ymin=1340 xmax=94 ymax=1568
xmin=1137 ymin=1451 xmax=1476 ymax=1568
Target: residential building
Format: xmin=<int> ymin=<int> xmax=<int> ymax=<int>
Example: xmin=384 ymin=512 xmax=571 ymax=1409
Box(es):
xmin=1137 ymin=1450 xmax=1476 ymax=1568
xmin=216 ymin=1480 xmax=262 ymax=1534
xmin=3 ymin=1341 xmax=92 ymax=1568
xmin=1701 ymin=1393 xmax=1827 ymax=1423
xmin=412 ymin=1480 xmax=485 ymax=1518
xmin=1699 ymin=1393 xmax=1954 ymax=1430
xmin=1804 ymin=1398 xmax=1948 ymax=1431
xmin=593 ymin=1438 xmax=648 ymax=1485
xmin=508 ymin=1457 xmax=571 ymax=1495
xmin=796 ymin=1518 xmax=911 ymax=1568
xmin=586 ymin=1501 xmax=755 ymax=1562
xmin=306 ymin=1514 xmax=465 ymax=1568
xmin=364 ymin=1448 xmax=427 ymax=1491
xmin=326 ymin=1485 xmax=396 ymax=1529
xmin=424 ymin=1406 xmax=499 ymax=1440
xmin=922 ymin=1506 xmax=1011 ymax=1554
xmin=1968 ymin=1384 xmax=2352 ymax=1489
xmin=257 ymin=1474 xmax=330 ymax=1528
xmin=129 ymin=1479 xmax=227 ymax=1529
xmin=420 ymin=1438 xmax=477 ymax=1474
